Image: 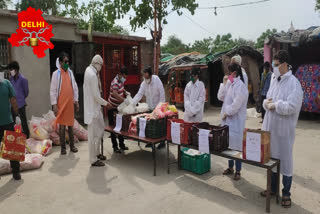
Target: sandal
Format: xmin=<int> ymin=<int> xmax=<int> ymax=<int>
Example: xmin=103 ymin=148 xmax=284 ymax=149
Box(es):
xmin=234 ymin=172 xmax=241 ymax=181
xmin=282 ymin=197 xmax=291 ymax=208
xmin=91 ymin=160 xmax=105 ymax=167
xmin=223 ymin=168 xmax=234 ymax=175
xmin=260 ymin=190 xmax=276 ymax=197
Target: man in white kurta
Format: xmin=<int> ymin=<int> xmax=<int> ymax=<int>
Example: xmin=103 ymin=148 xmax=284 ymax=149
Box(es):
xmin=261 ymin=50 xmax=303 ymax=207
xmin=84 ymin=55 xmax=108 ymax=167
xmin=218 ymin=63 xmax=248 ymax=180
xmin=133 ymin=67 xmax=166 ymax=149
xmin=184 ymin=68 xmax=206 ymax=123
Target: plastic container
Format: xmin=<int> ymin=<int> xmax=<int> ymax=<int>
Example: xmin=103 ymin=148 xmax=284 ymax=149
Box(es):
xmin=167 ymin=119 xmax=198 ymax=145
xmin=181 ymin=148 xmax=211 ymax=175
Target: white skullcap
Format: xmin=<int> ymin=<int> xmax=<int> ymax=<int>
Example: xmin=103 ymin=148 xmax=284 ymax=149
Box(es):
xmin=91 ymin=54 xmax=103 ymax=65
xmin=231 ymin=55 xmax=242 ymax=66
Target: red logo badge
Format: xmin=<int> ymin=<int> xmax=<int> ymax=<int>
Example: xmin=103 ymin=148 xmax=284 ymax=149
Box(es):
xmin=8 ymin=7 xmax=54 ymax=58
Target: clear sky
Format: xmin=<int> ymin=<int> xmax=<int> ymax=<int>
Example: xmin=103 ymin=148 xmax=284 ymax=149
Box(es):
xmin=10 ymin=0 xmax=320 ymax=44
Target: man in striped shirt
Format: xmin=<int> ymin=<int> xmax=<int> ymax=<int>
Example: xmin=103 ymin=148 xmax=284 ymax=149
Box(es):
xmin=107 ymin=67 xmax=129 ymax=153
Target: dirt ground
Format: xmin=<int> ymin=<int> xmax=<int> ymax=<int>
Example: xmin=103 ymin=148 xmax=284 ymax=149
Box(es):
xmin=0 ymin=107 xmax=319 ymax=214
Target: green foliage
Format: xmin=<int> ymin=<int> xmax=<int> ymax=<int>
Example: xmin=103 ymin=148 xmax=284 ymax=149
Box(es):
xmin=16 ymin=0 xmax=58 ymax=15
xmin=255 ymin=28 xmax=277 ymax=49
xmin=191 ymin=37 xmax=214 ymax=54
xmin=161 ymin=35 xmax=189 ymax=55
xmin=0 ymin=0 xmax=10 ymax=9
xmin=58 ymin=0 xmax=128 ymax=35
xmin=110 ymin=0 xmax=198 ymax=31
xmin=316 ymin=0 xmax=320 ymax=11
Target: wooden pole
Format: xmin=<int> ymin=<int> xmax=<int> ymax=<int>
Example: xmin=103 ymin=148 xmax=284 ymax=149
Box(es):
xmin=153 ymin=0 xmax=158 ymax=75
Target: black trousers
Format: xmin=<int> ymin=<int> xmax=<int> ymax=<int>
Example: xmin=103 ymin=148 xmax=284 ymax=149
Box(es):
xmin=107 ymin=109 xmax=124 ymax=149
xmin=0 ymin=123 xmax=20 ymax=173
xmin=12 ymin=105 xmax=30 ymax=139
xmin=261 ymin=95 xmax=266 ymax=119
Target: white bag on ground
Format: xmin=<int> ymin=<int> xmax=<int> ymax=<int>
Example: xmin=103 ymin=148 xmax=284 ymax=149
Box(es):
xmin=29 ymin=116 xmax=49 ymax=140
xmin=0 ymin=154 xmax=44 ymax=175
xmin=26 ymin=138 xmax=53 ymax=156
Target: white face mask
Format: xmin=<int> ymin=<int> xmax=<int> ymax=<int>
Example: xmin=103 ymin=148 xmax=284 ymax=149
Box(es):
xmin=145 ymin=78 xmax=151 ymax=84
xmin=10 ymin=70 xmax=16 ymax=77
xmin=273 ymin=67 xmax=281 ymax=78
xmin=0 ymin=72 xmax=4 ymax=82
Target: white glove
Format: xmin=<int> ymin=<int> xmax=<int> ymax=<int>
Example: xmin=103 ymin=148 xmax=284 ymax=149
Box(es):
xmin=223 ymin=75 xmax=228 ymax=85
xmin=124 ymin=98 xmax=130 ymax=105
xmin=267 ymin=102 xmax=276 ymax=110
xmin=125 ymin=91 xmax=131 ymax=96
xmin=15 ymin=116 xmax=21 ymax=125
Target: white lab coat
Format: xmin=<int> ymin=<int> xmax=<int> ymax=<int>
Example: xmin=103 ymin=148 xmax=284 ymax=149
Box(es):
xmin=50 ymin=63 xmax=78 ymax=105
xmin=83 ymin=65 xmax=108 ymax=125
xmin=184 ymin=80 xmax=206 ymax=123
xmin=133 ymin=75 xmax=165 ymax=110
xmin=83 ymin=65 xmax=108 ymax=164
xmin=262 ymin=71 xmax=303 ymax=176
xmin=242 ymin=68 xmax=248 ymax=88
xmin=218 ymin=77 xmax=248 ymax=151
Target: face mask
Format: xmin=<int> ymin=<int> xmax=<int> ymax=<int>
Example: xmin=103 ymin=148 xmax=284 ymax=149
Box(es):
xmin=0 ymin=72 xmax=4 ymax=82
xmin=10 ymin=70 xmax=16 ymax=77
xmin=228 ymin=75 xmax=234 ymax=83
xmin=145 ymin=78 xmax=151 ymax=84
xmin=190 ymin=76 xmax=196 ymax=83
xmin=63 ymin=63 xmax=69 ymax=71
xmin=95 ymin=64 xmax=102 ymax=72
xmin=273 ymin=67 xmax=281 ymax=78
xmin=121 ymin=77 xmax=126 ymax=83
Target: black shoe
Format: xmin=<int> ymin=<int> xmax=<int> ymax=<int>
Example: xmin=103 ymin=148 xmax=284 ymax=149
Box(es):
xmin=91 ymin=160 xmax=105 ymax=167
xmin=97 ymin=154 xmax=106 ymax=161
xmin=61 ymin=147 xmax=67 ymax=155
xmin=120 ymin=145 xmax=129 ymax=150
xmin=113 ymin=148 xmax=122 ymax=154
xmin=13 ymin=172 xmax=21 ymax=180
xmin=145 ymin=144 xmax=152 ymax=148
xmin=157 ymin=142 xmax=165 ymax=150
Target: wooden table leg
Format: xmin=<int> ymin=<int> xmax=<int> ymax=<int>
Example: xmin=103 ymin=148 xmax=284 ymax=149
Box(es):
xmin=266 ymin=168 xmax=272 ymax=213
xmin=101 ymin=138 xmax=104 ymax=156
xmin=178 ymin=145 xmax=181 ymax=170
xmin=276 ymin=162 xmax=280 ymax=204
xmin=167 ymin=141 xmax=170 ymax=174
xmin=152 ymin=144 xmax=156 ymax=176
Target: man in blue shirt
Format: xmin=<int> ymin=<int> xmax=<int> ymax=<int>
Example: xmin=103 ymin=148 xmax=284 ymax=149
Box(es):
xmin=9 ymin=61 xmax=30 ymax=138
xmin=260 ymin=62 xmax=272 ymax=121
xmin=0 ymin=70 xmax=21 ymax=180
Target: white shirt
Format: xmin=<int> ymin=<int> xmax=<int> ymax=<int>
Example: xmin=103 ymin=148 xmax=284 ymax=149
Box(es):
xmin=133 ymin=75 xmax=165 ymax=110
xmin=242 ymin=68 xmax=248 ymax=88
xmin=83 ymin=65 xmax=108 ymax=125
xmin=218 ymin=77 xmax=248 ymax=151
xmin=262 ymin=71 xmax=303 ymax=176
xmin=50 ymin=69 xmax=78 ymax=105
xmin=184 ymin=80 xmax=206 ymax=123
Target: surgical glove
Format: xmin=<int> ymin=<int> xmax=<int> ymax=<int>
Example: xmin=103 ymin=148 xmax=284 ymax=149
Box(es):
xmin=125 ymin=91 xmax=131 ymax=96
xmin=124 ymin=98 xmax=130 ymax=105
xmin=267 ymin=102 xmax=276 ymax=110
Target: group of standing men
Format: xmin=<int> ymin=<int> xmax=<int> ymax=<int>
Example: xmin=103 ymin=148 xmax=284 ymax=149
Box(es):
xmin=1 ymin=49 xmax=303 ymax=208
xmin=218 ymin=50 xmax=303 ymax=208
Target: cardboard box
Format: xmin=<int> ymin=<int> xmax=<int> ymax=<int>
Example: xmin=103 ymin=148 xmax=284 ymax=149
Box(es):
xmin=243 ymin=129 xmax=270 ymax=164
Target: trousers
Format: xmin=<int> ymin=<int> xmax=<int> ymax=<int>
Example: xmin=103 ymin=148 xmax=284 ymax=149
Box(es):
xmin=88 ymin=111 xmax=105 ymax=164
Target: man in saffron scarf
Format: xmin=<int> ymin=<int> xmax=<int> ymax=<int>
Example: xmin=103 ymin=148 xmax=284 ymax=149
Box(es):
xmin=50 ymin=52 xmax=79 ymax=155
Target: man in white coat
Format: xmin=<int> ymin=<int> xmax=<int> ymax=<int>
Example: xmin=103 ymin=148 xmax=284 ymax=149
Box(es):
xmin=83 ymin=55 xmax=108 ymax=167
xmin=132 ymin=67 xmax=166 ymax=149
xmin=218 ymin=63 xmax=248 ymax=181
xmin=261 ymin=50 xmax=303 ymax=208
xmin=184 ymin=68 xmax=206 ymax=123
xmin=231 ymin=55 xmax=248 ymax=88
